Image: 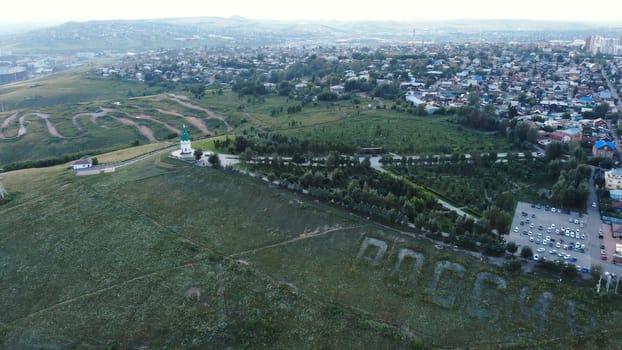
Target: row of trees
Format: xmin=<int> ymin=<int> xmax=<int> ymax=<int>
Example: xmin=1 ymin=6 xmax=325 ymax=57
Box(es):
xmin=244 ymin=157 xmax=447 ymax=228
xmin=223 ymin=134 xmax=356 ymax=158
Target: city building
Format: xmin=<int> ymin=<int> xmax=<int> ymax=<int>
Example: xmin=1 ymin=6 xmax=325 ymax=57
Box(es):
xmin=605 ymin=168 xmax=622 ymax=190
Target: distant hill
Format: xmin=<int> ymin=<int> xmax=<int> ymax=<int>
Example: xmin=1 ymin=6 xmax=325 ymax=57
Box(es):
xmin=1 ymin=17 xmax=621 ymax=53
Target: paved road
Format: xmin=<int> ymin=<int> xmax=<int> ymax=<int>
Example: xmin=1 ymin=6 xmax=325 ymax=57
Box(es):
xmin=75 ymin=146 xmax=174 ymax=175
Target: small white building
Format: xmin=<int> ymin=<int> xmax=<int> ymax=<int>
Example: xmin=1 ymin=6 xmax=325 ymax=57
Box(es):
xmin=72 ymin=159 xmax=93 ymax=170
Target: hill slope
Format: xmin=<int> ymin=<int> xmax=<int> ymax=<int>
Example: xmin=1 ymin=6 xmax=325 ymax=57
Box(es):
xmin=1 ymin=152 xmax=622 ymax=348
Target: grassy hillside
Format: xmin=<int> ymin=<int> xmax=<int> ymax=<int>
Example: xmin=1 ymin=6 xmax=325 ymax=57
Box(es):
xmin=0 ymin=65 xmax=144 ymax=110
xmin=1 ymin=152 xmax=621 ymax=348
xmin=1 ymin=86 xmax=514 ymax=167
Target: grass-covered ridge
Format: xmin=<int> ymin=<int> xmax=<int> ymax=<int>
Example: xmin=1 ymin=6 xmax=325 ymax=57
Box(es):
xmin=1 ymin=153 xmax=621 ymax=348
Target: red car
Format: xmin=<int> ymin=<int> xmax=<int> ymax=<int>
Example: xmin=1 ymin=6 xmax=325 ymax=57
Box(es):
xmin=601 ymin=255 xmax=607 ymax=261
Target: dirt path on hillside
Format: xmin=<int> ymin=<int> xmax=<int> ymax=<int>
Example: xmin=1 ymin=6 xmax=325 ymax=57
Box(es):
xmin=135 ymin=113 xmax=181 ymax=135
xmin=7 ymin=260 xmax=202 ymax=325
xmin=17 ymin=115 xmax=26 ymax=137
xmin=112 ymin=116 xmax=157 ymax=142
xmin=232 ymin=225 xmax=362 ymax=257
xmin=71 ymin=108 xmax=116 ymax=133
xmin=166 ymin=93 xmax=233 ymax=131
xmin=155 ymin=108 xmax=212 ymax=135
xmin=0 ymin=112 xmax=19 ymax=139
xmin=26 ymin=113 xmax=64 ymax=138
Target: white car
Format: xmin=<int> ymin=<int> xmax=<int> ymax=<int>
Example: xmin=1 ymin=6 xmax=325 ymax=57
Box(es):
xmin=537 ymin=247 xmax=546 ymax=253
xmin=514 ymin=227 xmax=519 ymax=233
xmin=550 ymin=249 xmax=557 ymax=255
xmin=592 ymin=202 xmax=597 ymax=208
xmin=533 ymin=254 xmax=540 ymax=261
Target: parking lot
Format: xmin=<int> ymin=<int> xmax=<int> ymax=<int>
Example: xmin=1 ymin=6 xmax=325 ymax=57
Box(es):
xmin=509 ymin=201 xmax=594 ymax=273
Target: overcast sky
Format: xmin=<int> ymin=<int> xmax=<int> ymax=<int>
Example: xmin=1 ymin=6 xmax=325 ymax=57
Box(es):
xmin=3 ymin=0 xmax=622 ymax=24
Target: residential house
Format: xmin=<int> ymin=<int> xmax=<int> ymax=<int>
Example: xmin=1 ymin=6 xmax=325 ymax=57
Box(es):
xmin=330 ymin=85 xmax=345 ymax=95
xmin=592 ymin=140 xmax=617 ymax=159
xmin=72 ymin=159 xmax=93 ymax=170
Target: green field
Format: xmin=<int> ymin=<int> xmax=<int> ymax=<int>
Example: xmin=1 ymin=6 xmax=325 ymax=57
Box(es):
xmin=1 ymin=69 xmax=516 ymax=167
xmin=195 ymin=91 xmax=514 ymax=155
xmin=0 ymin=64 xmax=146 ymax=110
xmin=1 ymin=153 xmax=621 ymax=348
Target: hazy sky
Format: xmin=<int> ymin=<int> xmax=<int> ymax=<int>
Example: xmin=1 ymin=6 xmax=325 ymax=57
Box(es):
xmin=3 ymin=0 xmax=622 ymax=23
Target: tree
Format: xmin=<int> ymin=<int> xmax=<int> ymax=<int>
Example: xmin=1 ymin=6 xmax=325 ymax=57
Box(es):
xmin=190 ymin=84 xmax=206 ymax=99
xmin=208 ymin=153 xmax=221 ymax=168
xmin=591 ymin=264 xmax=603 ymax=280
xmin=506 ymin=241 xmax=518 ymax=256
xmin=545 ymin=141 xmax=564 ymax=161
xmin=361 ymin=157 xmax=371 ymax=169
xmin=91 ymin=157 xmax=99 ymax=166
xmin=483 ymin=206 xmax=512 ymax=235
xmin=291 ymin=153 xmax=305 ymax=164
xmin=467 ymin=91 xmax=481 ymax=106
xmin=240 ymin=147 xmax=255 ymax=163
xmin=325 ymin=151 xmax=340 ymax=169
xmin=520 ymin=246 xmax=533 ymax=259
xmin=595 ymin=102 xmax=609 ymax=118
xmin=503 ymin=259 xmax=522 ymax=273
xmin=194 ymin=148 xmax=204 ymax=160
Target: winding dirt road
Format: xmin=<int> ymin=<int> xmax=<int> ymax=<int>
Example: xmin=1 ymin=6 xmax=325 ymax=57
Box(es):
xmin=111 ymin=116 xmax=157 ymax=142
xmin=0 ymin=112 xmax=19 ymax=139
xmin=71 ymin=108 xmax=116 ymax=133
xmin=1 ymin=93 xmax=233 ymax=141
xmin=135 ymin=113 xmax=181 ymax=135
xmin=167 ymin=93 xmax=233 ymax=131
xmin=155 ymin=108 xmax=212 ymax=135
xmin=25 ymin=113 xmax=64 ymax=138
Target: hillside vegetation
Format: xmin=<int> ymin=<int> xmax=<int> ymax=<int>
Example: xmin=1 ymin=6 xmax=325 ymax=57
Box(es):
xmin=1 ymin=152 xmax=621 ymax=348
xmin=0 ymin=78 xmax=514 ymax=167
